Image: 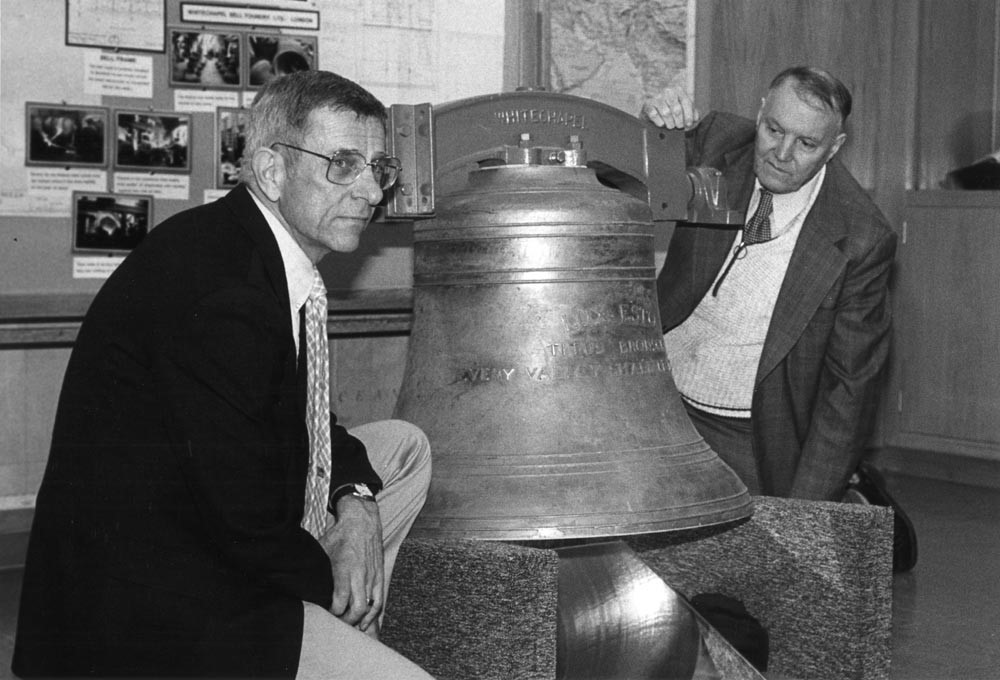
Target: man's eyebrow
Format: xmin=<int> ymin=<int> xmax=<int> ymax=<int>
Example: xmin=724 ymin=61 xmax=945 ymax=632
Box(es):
xmin=330 ymin=147 xmax=387 ymax=159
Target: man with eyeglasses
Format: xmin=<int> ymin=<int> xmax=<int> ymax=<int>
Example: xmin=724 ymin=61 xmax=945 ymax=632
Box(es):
xmin=13 ymin=71 xmax=433 ymax=679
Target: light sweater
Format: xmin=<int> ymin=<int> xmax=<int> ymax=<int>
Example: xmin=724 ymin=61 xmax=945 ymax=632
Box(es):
xmin=663 ymin=166 xmax=826 ymax=417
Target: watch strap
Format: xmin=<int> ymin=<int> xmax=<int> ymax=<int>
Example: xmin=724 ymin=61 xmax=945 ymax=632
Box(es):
xmin=328 ymin=483 xmax=376 ymax=517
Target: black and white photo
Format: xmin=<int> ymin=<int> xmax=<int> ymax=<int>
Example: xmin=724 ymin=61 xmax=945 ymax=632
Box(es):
xmin=115 ymin=110 xmax=192 ymax=172
xmin=72 ymin=191 xmax=153 ymax=253
xmin=216 ymin=107 xmax=249 ymax=189
xmin=26 ymin=103 xmax=108 ymax=167
xmin=246 ymin=33 xmax=316 ymax=87
xmin=169 ymin=29 xmax=242 ymax=88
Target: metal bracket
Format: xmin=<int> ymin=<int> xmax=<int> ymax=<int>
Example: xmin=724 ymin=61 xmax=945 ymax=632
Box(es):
xmin=386 ymin=103 xmax=435 ymax=219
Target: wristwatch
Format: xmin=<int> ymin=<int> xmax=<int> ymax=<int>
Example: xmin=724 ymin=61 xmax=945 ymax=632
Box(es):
xmin=328 ymin=482 xmax=376 ymax=517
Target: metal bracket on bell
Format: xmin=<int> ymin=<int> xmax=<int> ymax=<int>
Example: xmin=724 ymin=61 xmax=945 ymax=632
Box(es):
xmin=386 ymin=102 xmax=436 ymax=219
xmin=498 ymin=133 xmax=589 ymax=167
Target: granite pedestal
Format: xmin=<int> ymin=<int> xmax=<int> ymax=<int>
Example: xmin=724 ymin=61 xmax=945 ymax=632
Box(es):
xmin=381 ymin=497 xmax=893 ymax=680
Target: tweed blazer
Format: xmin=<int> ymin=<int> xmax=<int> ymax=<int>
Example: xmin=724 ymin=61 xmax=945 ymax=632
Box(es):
xmin=13 ymin=186 xmax=382 ymax=677
xmin=657 ymin=111 xmax=897 ymax=500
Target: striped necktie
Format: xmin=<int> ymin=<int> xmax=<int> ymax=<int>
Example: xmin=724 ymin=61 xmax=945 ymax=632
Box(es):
xmin=711 ymin=187 xmax=775 ymax=296
xmin=302 ymin=269 xmax=332 ymax=537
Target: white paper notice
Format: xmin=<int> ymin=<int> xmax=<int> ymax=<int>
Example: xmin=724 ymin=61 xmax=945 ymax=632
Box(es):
xmin=84 ymin=51 xmax=154 ymax=98
xmin=114 ymin=173 xmax=190 ymax=200
xmin=174 ymin=90 xmax=240 ymax=113
xmin=25 ymin=168 xmax=108 ymax=217
xmin=66 ymin=0 xmax=165 ymax=52
xmin=73 ymin=255 xmax=126 ymax=279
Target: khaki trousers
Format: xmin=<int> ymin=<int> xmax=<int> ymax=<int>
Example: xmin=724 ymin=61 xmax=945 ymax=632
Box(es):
xmin=296 ymin=419 xmax=434 ymax=680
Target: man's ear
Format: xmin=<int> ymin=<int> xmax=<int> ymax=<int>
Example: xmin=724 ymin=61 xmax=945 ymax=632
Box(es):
xmin=250 ymin=147 xmax=285 ymax=202
xmin=828 ymin=131 xmax=847 ymax=161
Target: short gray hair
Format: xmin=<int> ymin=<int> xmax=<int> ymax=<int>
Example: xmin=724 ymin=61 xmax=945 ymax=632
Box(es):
xmin=241 ymin=70 xmax=387 ymax=183
xmin=769 ymin=66 xmax=852 ymax=126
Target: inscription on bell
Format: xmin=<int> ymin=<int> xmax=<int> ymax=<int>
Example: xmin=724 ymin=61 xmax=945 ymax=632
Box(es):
xmin=545 ymin=340 xmax=606 ymax=357
xmin=618 ymin=303 xmax=656 ymax=327
xmin=608 ymin=359 xmax=669 ymax=376
xmin=461 ymin=367 xmax=516 ymax=383
xmin=618 ymin=338 xmax=665 ymax=354
xmin=493 ymin=108 xmax=587 ymax=129
xmin=562 ymin=301 xmax=657 ymax=333
xmin=460 ymin=360 xmax=668 ymax=384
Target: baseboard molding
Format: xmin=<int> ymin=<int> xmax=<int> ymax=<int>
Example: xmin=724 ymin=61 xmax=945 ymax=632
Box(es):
xmin=0 ymin=498 xmax=33 ymax=570
xmin=0 ymin=530 xmax=29 ymax=571
xmin=870 ymin=447 xmax=1000 ymax=490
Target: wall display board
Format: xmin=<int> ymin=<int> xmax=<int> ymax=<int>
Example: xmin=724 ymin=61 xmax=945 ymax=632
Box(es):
xmin=1 ymin=0 xmax=505 ymax=295
xmin=0 ymin=0 xmax=507 ymax=519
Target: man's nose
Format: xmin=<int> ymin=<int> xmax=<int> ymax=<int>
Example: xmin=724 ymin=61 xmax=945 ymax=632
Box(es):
xmin=774 ymin=137 xmax=794 ymax=162
xmin=353 ymin=169 xmax=383 ymax=206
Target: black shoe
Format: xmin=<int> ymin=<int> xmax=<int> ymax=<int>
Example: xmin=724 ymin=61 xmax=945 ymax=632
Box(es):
xmin=845 ymin=461 xmax=918 ymax=573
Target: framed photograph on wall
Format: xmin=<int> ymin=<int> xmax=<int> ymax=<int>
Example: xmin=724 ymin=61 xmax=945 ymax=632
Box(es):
xmin=246 ymin=33 xmax=317 ymax=88
xmin=169 ymin=28 xmax=242 ymax=88
xmin=115 ymin=110 xmax=192 ymax=173
xmin=216 ymin=107 xmax=249 ymax=189
xmin=72 ymin=191 xmax=153 ymax=254
xmin=26 ymin=103 xmax=109 ymax=168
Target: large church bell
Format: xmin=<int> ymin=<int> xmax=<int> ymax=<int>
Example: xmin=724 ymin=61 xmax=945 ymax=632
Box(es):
xmin=387 ymin=91 xmax=751 ymax=541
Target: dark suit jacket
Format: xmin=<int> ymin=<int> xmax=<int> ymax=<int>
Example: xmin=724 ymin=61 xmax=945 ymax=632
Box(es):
xmin=657 ymin=112 xmax=896 ymax=501
xmin=13 ymin=186 xmax=382 ymax=677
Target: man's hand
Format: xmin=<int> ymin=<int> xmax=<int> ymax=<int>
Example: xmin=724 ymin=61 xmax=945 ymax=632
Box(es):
xmin=641 ymin=88 xmax=701 ymax=130
xmin=318 ymin=496 xmax=384 ymax=635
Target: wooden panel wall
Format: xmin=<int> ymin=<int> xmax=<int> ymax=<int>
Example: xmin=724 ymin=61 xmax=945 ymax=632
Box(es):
xmin=915 ymin=0 xmax=999 ymax=189
xmin=692 ymin=0 xmax=920 ymax=226
xmin=894 ymin=193 xmax=1000 ymax=457
xmin=692 ymin=0 xmax=1000 ymax=466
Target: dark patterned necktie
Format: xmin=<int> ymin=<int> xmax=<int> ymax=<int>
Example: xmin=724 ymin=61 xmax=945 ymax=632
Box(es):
xmin=744 ymin=188 xmax=773 ymax=244
xmin=711 ymin=188 xmax=775 ymax=297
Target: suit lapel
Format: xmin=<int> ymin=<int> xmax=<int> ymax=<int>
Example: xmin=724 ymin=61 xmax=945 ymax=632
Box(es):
xmin=221 ymin=185 xmax=291 ymax=316
xmin=221 ymin=185 xmax=303 ymax=398
xmin=756 ymin=167 xmax=849 ymax=385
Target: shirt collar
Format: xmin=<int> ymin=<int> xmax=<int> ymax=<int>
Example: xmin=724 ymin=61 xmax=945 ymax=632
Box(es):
xmin=750 ymin=164 xmax=826 ymax=236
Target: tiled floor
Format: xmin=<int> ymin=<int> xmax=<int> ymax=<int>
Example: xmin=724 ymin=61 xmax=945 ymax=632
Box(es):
xmin=1 ymin=470 xmax=998 ymax=679
xmin=883 ymin=472 xmax=1000 ymax=680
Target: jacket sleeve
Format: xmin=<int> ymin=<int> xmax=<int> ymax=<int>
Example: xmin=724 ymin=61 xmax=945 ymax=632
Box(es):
xmin=328 ymin=416 xmax=383 ymax=498
xmin=789 ymin=227 xmax=897 ymax=500
xmin=159 ymin=285 xmax=336 ymax=607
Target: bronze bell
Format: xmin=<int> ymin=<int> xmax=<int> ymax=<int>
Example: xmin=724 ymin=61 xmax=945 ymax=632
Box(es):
xmin=392 ymin=93 xmax=751 ymax=541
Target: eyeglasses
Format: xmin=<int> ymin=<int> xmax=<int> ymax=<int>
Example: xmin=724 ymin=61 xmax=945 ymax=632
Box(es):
xmin=271 ymin=142 xmax=401 ymax=190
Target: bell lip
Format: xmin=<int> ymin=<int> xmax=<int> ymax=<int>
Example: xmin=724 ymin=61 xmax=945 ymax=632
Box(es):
xmin=406 ymin=495 xmax=754 ymax=542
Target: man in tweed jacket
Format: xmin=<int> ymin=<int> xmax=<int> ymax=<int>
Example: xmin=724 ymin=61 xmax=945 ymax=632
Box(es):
xmin=643 ymin=66 xmax=896 ymax=502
